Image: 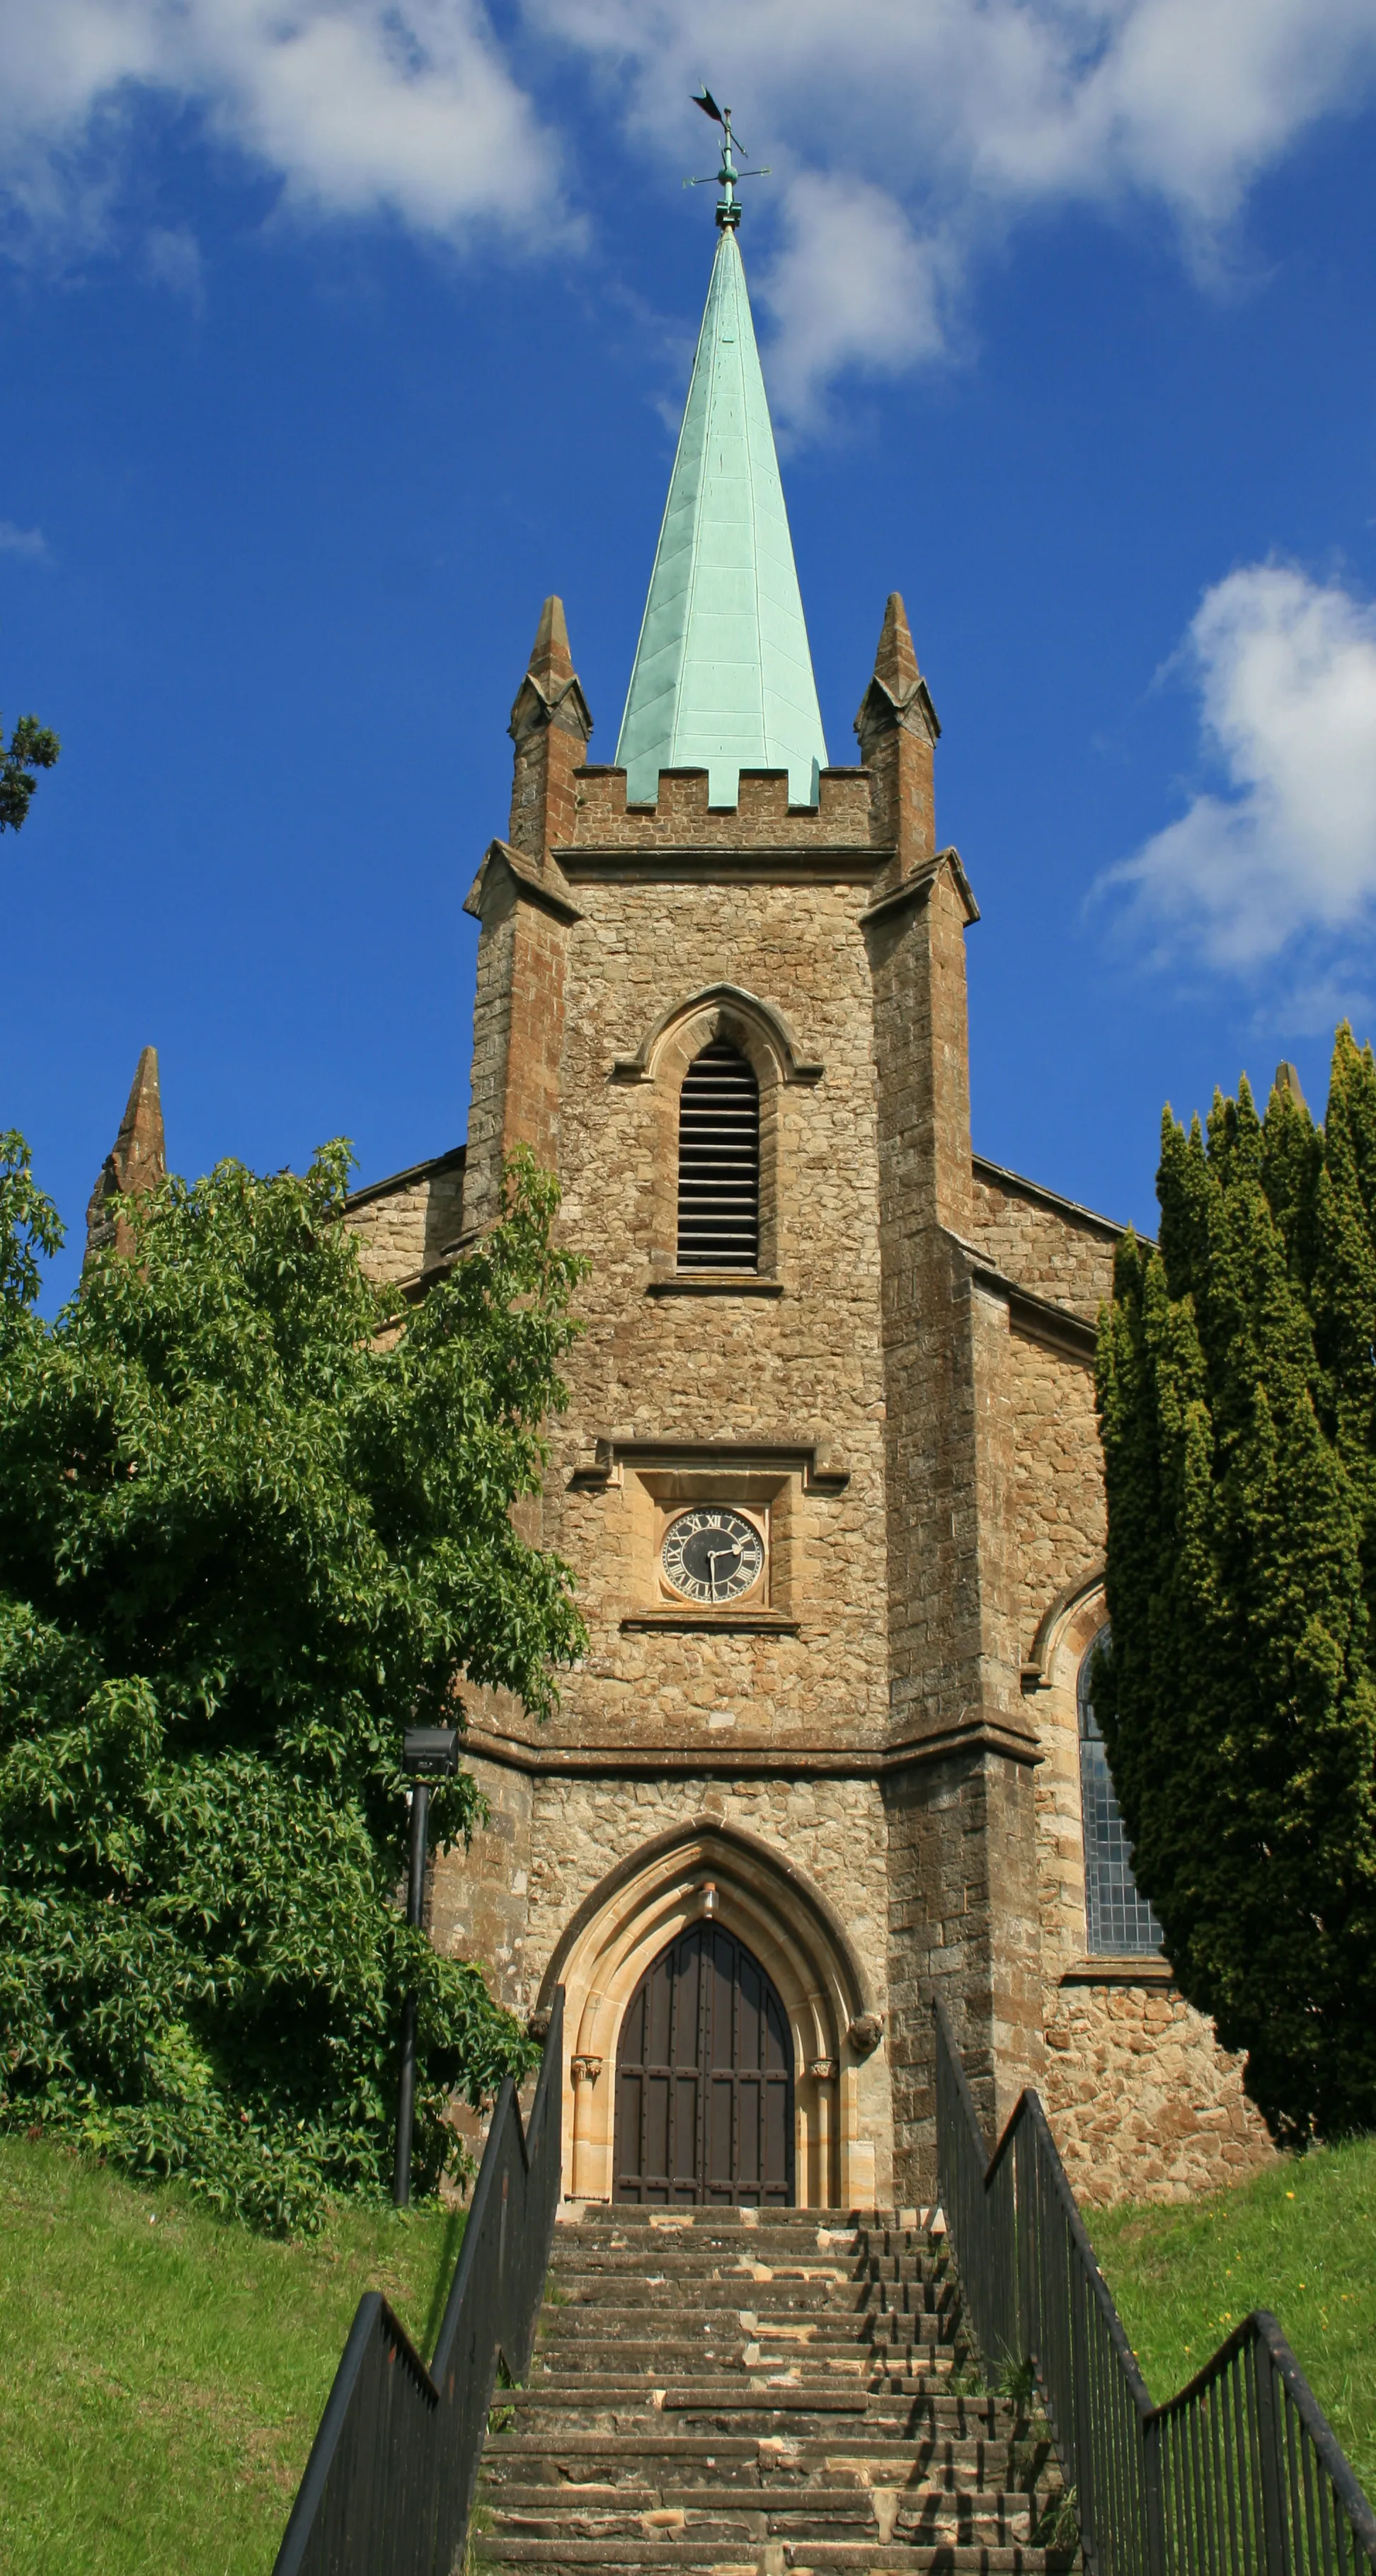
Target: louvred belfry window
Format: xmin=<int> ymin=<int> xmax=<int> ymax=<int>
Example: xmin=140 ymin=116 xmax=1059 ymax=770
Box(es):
xmin=677 ymin=1040 xmax=759 ymax=1271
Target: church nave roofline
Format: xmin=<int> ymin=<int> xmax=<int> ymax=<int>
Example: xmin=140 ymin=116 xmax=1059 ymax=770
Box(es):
xmin=970 ymin=1151 xmax=1152 ymax=1248
xmin=344 ymin=1141 xmax=465 ymax=1214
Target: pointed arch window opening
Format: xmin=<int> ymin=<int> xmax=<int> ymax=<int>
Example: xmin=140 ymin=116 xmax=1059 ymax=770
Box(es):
xmin=1079 ymin=1628 xmax=1164 ymax=1956
xmin=677 ymin=1040 xmax=760 ymax=1272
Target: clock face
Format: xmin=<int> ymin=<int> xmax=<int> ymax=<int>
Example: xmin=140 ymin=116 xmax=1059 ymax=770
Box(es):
xmin=661 ymin=1507 xmax=764 ymax=1605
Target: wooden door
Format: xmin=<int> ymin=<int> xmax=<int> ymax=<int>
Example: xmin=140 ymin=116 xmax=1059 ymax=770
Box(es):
xmin=613 ymin=1924 xmax=794 ymax=2204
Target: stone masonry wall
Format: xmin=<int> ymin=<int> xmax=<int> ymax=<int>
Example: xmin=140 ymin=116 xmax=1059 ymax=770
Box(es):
xmin=567 ymin=764 xmax=876 ymax=850
xmin=868 ymin=878 xmax=985 ymax=1742
xmin=1043 ymin=1984 xmax=1273 ymax=2204
xmin=345 ymin=1151 xmax=465 ymax=1287
xmin=536 ymin=871 xmax=894 ymax=1759
xmin=519 ymin=1772 xmax=889 ymax=2018
xmin=429 ymin=1748 xmax=534 ymax=2016
xmin=461 ymin=867 xmax=571 ymax=1235
xmin=1003 ymin=1325 xmax=1106 ymax=1647
xmin=885 ymin=1744 xmax=1044 ymax=2200
xmin=969 ymin=1163 xmax=1119 ymax=1322
xmin=437 ymin=637 xmax=1270 ymax=2215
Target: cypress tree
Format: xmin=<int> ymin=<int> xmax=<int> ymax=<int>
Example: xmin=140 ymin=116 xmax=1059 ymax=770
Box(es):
xmin=1097 ymin=1031 xmax=1376 ymax=2144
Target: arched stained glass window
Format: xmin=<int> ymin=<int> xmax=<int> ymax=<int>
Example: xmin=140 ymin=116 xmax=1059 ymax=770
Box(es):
xmin=1079 ymin=1630 xmax=1163 ymax=1955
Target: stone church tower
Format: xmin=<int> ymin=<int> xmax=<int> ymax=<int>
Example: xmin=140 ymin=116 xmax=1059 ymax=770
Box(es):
xmin=344 ymin=183 xmax=1273 ymax=2211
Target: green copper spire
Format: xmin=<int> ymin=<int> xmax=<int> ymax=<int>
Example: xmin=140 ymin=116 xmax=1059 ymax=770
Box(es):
xmin=615 ymin=220 xmax=828 ymax=810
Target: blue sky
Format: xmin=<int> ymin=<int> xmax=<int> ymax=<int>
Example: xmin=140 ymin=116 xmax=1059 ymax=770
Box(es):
xmin=3 ymin=1 xmax=1376 ymax=1308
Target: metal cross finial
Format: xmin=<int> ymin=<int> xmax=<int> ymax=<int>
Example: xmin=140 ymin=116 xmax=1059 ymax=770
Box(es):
xmin=685 ymin=86 xmax=771 ymax=229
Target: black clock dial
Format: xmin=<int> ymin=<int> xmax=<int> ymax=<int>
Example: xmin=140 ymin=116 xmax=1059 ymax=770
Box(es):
xmin=661 ymin=1507 xmax=764 ymax=1604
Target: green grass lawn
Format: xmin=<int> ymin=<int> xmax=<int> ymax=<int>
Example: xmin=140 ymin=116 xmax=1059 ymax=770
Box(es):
xmin=1089 ymin=2134 xmax=1376 ymax=2500
xmin=0 ymin=2136 xmax=464 ymax=2576
xmin=5 ymin=2131 xmax=1373 ymax=2572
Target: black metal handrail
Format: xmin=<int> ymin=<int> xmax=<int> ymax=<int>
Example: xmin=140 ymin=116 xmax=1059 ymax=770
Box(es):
xmin=274 ymin=1987 xmax=564 ymax=2576
xmin=934 ymin=1999 xmax=1376 ymax=2575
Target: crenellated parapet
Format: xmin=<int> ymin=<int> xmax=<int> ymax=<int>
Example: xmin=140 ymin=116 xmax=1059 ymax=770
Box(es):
xmin=558 ymin=761 xmax=878 ymax=856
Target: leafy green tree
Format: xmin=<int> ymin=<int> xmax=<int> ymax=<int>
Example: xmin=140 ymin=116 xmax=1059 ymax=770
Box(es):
xmin=0 ymin=713 xmax=60 ymax=832
xmin=0 ymin=1137 xmax=585 ymax=2228
xmin=1096 ymin=1031 xmax=1376 ymax=2145
xmin=0 ymin=1131 xmax=64 ymax=1307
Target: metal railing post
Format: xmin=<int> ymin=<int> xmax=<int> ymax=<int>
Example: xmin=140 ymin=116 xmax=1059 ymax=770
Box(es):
xmin=1254 ymin=2342 xmax=1290 ymax=2576
xmin=275 ymin=1988 xmax=566 ymax=2576
xmin=930 ymin=1999 xmax=1376 ymax=2576
xmin=1143 ymin=2410 xmax=1168 ymax=2576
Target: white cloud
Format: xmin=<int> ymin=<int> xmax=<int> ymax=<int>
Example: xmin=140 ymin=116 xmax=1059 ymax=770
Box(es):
xmin=754 ymin=176 xmax=957 ymax=432
xmin=1 ymin=0 xmax=1375 ymax=411
xmin=0 ymin=520 xmax=47 ymax=558
xmin=0 ymin=0 xmax=565 ymax=255
xmin=145 ymin=224 xmax=205 ymax=304
xmin=555 ymin=0 xmax=1376 ymax=224
xmin=539 ymin=0 xmax=1376 ymax=414
xmin=1103 ymin=565 xmax=1376 ymax=971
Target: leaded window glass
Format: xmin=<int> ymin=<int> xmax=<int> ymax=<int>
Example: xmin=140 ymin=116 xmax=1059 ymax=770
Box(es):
xmin=1079 ymin=1630 xmax=1162 ymax=1955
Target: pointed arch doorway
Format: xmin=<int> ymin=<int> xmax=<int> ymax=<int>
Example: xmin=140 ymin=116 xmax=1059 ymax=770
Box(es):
xmin=538 ymin=1818 xmax=883 ymax=2206
xmin=614 ymin=1921 xmax=795 ymax=2205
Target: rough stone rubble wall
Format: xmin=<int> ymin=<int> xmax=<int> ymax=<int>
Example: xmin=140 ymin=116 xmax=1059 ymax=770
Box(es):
xmin=430 ymin=1746 xmax=534 ymax=2016
xmin=1043 ymin=1985 xmax=1273 ymax=2204
xmin=1003 ymin=1322 xmax=1107 ymax=1644
xmin=345 ymin=1159 xmax=465 ymax=1287
xmin=520 ymin=1773 xmax=888 ymax=2020
xmin=969 ymin=1166 xmax=1119 ymax=1322
xmin=546 ymin=873 xmax=893 ymax=1754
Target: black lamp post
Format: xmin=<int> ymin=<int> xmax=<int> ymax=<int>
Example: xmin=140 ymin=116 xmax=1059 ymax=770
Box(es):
xmin=392 ymin=1724 xmax=459 ymax=2209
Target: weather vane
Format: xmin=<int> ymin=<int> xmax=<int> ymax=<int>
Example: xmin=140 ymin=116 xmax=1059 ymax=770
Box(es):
xmin=684 ymin=87 xmax=770 ymax=229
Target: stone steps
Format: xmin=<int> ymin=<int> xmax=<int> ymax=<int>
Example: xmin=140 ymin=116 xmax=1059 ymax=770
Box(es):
xmin=482 ymin=2440 xmax=1045 ymax=2487
xmin=487 ymin=2485 xmax=1034 ymax=2538
xmin=476 ymin=2210 xmax=1077 ymax=2576
xmin=536 ymin=2325 xmax=953 ymax=2361
xmin=515 ymin=2371 xmax=965 ymax=2403
xmin=551 ymin=2308 xmax=948 ymax=2328
xmin=549 ymin=2221 xmax=910 ymax=2257
xmin=479 ymin=2543 xmax=1065 ymax=2572
xmin=549 ymin=2276 xmax=942 ymax=2296
xmin=495 ymin=2386 xmax=1000 ymax=2439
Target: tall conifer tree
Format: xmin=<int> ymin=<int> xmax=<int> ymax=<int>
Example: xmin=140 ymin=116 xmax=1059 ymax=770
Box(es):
xmin=1097 ymin=1030 xmax=1376 ymax=2143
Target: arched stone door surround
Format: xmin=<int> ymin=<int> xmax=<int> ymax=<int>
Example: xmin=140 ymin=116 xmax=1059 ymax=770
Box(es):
xmin=533 ymin=1818 xmax=881 ymax=2209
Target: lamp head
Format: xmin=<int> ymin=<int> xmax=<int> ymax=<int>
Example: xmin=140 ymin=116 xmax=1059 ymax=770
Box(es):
xmin=401 ymin=1726 xmax=459 ymax=1778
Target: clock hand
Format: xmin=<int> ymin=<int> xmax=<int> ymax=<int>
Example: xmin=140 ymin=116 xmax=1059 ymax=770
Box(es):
xmin=705 ymin=1543 xmax=743 ymax=1599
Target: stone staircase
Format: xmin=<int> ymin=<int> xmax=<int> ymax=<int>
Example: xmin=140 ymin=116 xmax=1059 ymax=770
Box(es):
xmin=476 ymin=2205 xmax=1078 ymax=2574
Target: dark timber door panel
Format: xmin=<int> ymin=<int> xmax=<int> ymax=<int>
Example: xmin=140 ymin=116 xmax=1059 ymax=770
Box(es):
xmin=614 ymin=1924 xmax=794 ymax=2204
